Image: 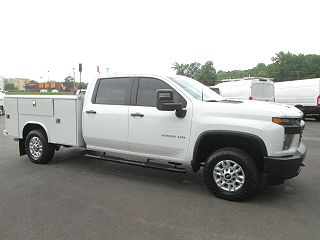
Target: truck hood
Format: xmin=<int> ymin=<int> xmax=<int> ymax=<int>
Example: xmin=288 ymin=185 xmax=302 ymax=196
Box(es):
xmin=240 ymin=100 xmax=303 ymax=118
xmin=200 ymin=99 xmax=303 ymax=120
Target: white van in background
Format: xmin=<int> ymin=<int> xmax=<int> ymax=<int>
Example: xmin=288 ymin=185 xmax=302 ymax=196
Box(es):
xmin=211 ymin=78 xmax=275 ymax=102
xmin=275 ymin=78 xmax=320 ymax=120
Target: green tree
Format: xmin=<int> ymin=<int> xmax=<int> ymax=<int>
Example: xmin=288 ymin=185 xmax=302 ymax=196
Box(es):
xmin=174 ymin=52 xmax=320 ymax=83
xmin=194 ymin=61 xmax=217 ymax=85
xmin=250 ymin=63 xmax=268 ymax=77
xmin=268 ymin=51 xmax=320 ymax=81
xmin=4 ymin=82 xmax=18 ymax=91
xmin=79 ymin=82 xmax=88 ymax=89
xmin=172 ymin=62 xmax=201 ymax=78
xmin=63 ymin=75 xmax=75 ymax=92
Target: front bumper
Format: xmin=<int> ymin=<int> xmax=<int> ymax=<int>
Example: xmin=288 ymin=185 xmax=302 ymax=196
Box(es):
xmin=264 ymin=142 xmax=307 ymax=180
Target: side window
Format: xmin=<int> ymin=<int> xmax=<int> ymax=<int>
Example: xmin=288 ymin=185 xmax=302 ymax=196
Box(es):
xmin=137 ymin=77 xmax=186 ymax=107
xmin=94 ymin=77 xmax=132 ymax=105
xmin=211 ymin=87 xmax=220 ymax=94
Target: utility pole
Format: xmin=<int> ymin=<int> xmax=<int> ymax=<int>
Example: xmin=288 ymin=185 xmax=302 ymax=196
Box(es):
xmin=73 ymin=67 xmax=76 ymax=91
xmin=79 ymin=63 xmax=82 ymax=93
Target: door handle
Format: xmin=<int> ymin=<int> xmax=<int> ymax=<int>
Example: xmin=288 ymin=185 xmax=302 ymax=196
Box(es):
xmin=130 ymin=113 xmax=144 ymax=117
xmin=86 ymin=110 xmax=97 ymax=114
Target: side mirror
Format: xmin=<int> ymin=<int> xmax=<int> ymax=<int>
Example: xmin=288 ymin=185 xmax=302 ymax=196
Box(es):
xmin=156 ymin=89 xmax=186 ymax=118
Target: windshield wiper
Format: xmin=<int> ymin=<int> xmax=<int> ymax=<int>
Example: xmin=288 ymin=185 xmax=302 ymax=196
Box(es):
xmin=205 ymin=100 xmax=219 ymax=102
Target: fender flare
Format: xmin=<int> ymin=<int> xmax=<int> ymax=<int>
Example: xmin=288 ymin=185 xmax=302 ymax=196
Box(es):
xmin=192 ymin=130 xmax=268 ymax=171
xmin=21 ymin=121 xmax=49 ymax=140
xmin=19 ymin=122 xmax=50 ymax=156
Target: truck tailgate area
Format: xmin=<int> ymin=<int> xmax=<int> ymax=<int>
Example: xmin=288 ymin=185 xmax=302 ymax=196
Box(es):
xmin=4 ymin=95 xmax=85 ymax=147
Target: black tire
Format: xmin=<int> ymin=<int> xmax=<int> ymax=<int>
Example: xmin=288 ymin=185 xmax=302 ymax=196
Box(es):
xmin=0 ymin=106 xmax=4 ymax=116
xmin=203 ymin=147 xmax=258 ymax=201
xmin=25 ymin=129 xmax=55 ymax=164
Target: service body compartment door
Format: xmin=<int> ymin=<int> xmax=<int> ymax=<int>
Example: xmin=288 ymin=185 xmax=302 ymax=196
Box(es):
xmin=18 ymin=98 xmax=53 ymax=116
xmin=4 ymin=98 xmax=19 ymax=137
xmin=51 ymin=99 xmax=77 ymax=145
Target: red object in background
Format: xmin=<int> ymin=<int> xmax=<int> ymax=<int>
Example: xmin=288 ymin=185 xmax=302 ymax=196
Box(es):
xmin=317 ymin=95 xmax=320 ymax=106
xmin=249 ymin=96 xmax=253 ymax=100
xmin=97 ymin=66 xmax=100 ymax=73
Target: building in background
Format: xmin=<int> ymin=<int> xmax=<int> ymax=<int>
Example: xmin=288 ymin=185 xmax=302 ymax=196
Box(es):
xmin=25 ymin=80 xmax=39 ymax=92
xmin=0 ymin=77 xmax=65 ymax=92
xmin=38 ymin=81 xmax=64 ymax=91
xmin=2 ymin=78 xmax=31 ymax=91
xmin=0 ymin=77 xmax=5 ymax=90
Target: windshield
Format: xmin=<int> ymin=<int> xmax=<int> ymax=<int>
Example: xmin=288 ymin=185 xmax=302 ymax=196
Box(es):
xmin=169 ymin=75 xmax=224 ymax=101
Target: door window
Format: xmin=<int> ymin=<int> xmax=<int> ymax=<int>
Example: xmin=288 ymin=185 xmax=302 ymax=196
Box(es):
xmin=93 ymin=77 xmax=133 ymax=105
xmin=137 ymin=77 xmax=186 ymax=107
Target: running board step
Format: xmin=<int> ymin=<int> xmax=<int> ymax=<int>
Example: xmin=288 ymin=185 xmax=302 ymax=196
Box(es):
xmin=85 ymin=153 xmax=187 ymax=173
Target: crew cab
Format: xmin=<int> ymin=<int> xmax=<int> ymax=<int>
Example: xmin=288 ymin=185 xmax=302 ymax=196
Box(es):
xmin=3 ymin=74 xmax=307 ymax=201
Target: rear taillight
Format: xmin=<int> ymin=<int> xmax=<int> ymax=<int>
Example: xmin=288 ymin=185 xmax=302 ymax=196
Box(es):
xmin=317 ymin=95 xmax=320 ymax=106
xmin=249 ymin=96 xmax=253 ymax=100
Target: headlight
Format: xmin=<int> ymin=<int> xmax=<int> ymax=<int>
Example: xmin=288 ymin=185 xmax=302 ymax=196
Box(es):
xmin=272 ymin=117 xmax=300 ymax=125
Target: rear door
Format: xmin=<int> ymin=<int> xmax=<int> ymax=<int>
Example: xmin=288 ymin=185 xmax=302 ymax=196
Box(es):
xmin=263 ymin=82 xmax=275 ymax=102
xmin=251 ymin=81 xmax=264 ymax=101
xmin=251 ymin=80 xmax=275 ymax=102
xmin=83 ymin=77 xmax=134 ymax=152
xmin=128 ymin=77 xmax=192 ymax=162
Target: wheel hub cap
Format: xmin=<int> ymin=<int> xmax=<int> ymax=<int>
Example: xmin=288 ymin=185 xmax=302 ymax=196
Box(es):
xmin=29 ymin=136 xmax=43 ymax=159
xmin=225 ymin=173 xmax=231 ymax=179
xmin=213 ymin=160 xmax=245 ymax=192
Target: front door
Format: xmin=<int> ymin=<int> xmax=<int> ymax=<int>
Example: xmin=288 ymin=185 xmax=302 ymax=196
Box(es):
xmin=128 ymin=77 xmax=192 ymax=162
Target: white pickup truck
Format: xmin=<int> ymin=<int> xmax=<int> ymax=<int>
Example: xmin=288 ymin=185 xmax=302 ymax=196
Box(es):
xmin=3 ymin=74 xmax=307 ymax=201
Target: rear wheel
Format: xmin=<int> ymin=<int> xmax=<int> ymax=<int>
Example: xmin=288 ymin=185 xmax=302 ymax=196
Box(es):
xmin=0 ymin=106 xmax=4 ymax=116
xmin=25 ymin=129 xmax=55 ymax=164
xmin=203 ymin=147 xmax=258 ymax=201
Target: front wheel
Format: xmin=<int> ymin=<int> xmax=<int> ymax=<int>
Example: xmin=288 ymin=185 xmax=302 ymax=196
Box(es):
xmin=203 ymin=147 xmax=258 ymax=201
xmin=25 ymin=129 xmax=55 ymax=164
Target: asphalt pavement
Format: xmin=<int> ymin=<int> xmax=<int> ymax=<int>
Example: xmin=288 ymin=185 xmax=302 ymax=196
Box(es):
xmin=0 ymin=116 xmax=319 ymax=240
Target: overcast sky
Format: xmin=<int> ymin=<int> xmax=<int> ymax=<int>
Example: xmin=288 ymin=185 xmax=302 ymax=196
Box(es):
xmin=1 ymin=0 xmax=319 ymax=82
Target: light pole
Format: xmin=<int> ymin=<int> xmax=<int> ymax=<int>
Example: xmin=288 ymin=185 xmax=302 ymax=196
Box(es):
xmin=105 ymin=67 xmax=110 ymax=75
xmin=73 ymin=67 xmax=76 ymax=91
